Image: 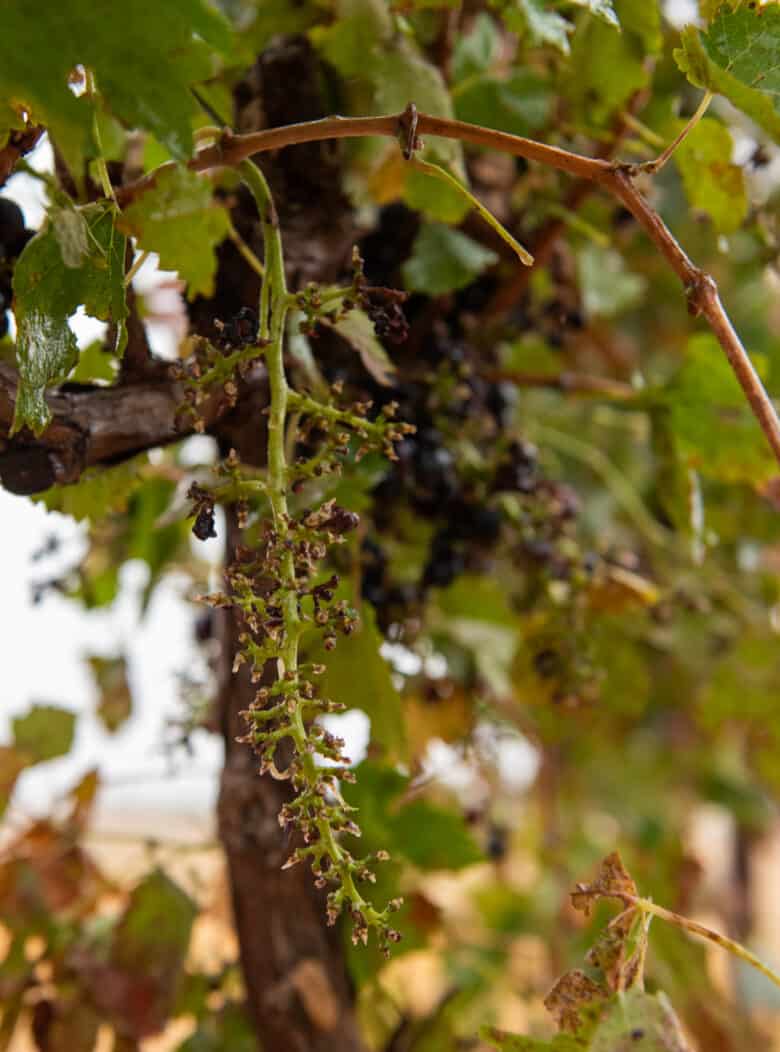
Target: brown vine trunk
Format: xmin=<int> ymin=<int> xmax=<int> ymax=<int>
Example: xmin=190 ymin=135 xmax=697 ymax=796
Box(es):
xmin=216 ymin=508 xmax=366 ymax=1052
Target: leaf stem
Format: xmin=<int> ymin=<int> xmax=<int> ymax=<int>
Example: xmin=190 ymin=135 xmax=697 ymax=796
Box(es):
xmin=227 ymin=219 xmax=265 ymax=278
xmin=629 ymin=895 xmax=780 ymax=992
xmin=408 ymin=156 xmax=534 ymax=265
xmin=638 ymin=91 xmax=714 ymax=175
xmin=124 ymin=249 xmax=150 ymax=287
xmin=86 ymin=71 xmax=116 ymax=204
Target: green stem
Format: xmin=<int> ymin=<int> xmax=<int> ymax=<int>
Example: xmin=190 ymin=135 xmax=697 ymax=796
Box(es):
xmin=228 ymin=219 xmax=265 ymax=278
xmin=631 ymin=895 xmax=780 ymax=993
xmin=87 ymin=71 xmax=116 ymax=204
xmin=408 ymin=156 xmax=534 ymax=266
xmin=124 ymin=249 xmax=150 ymax=287
xmin=638 ymin=91 xmax=713 ymax=175
xmin=238 ymin=158 xmax=393 ymax=940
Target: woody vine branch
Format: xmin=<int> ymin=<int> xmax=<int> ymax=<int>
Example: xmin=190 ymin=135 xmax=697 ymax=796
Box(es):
xmin=116 ymin=104 xmax=780 ymax=469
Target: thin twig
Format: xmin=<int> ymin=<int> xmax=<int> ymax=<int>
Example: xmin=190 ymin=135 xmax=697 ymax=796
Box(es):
xmin=628 ymin=895 xmax=780 ymax=993
xmin=227 ymin=219 xmax=265 ymax=278
xmin=124 ymin=248 xmax=150 ymax=287
xmin=114 ymin=108 xmax=780 ymax=468
xmin=637 ymin=91 xmax=713 ymax=175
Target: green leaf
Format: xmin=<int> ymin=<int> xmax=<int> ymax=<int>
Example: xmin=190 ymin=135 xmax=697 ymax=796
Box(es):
xmin=321 ymin=308 xmax=396 ymax=386
xmin=343 ymin=762 xmax=482 ymax=870
xmin=12 ymin=704 xmax=76 ymax=765
xmin=577 ymin=244 xmax=645 ymax=318
xmin=664 ymin=334 xmax=776 ymax=483
xmin=12 ymin=203 xmax=127 ymax=435
xmin=403 ymin=223 xmax=498 ymax=296
xmin=672 ymin=117 xmax=747 ymax=234
xmin=314 ymin=0 xmax=468 ymax=221
xmin=36 ymin=461 xmax=142 ymax=521
xmin=567 ymin=0 xmax=659 ymax=125
xmin=703 ymin=5 xmax=780 ymax=100
xmin=392 ymin=800 xmax=484 ymax=869
xmin=311 ymin=602 xmax=405 ymax=761
xmin=454 ymin=70 xmax=552 ymax=138
xmin=505 ymin=0 xmax=573 ymax=54
xmin=0 ymin=0 xmax=234 ymax=169
xmin=588 ymin=988 xmax=690 ymax=1050
xmin=482 ymin=1027 xmax=581 ymax=1050
xmin=675 ymin=14 xmax=780 ymax=143
xmin=50 ymin=203 xmax=92 ymax=268
xmin=67 ymin=338 xmax=119 ymax=384
xmin=119 ymin=166 xmax=230 ymax=299
xmin=453 ymin=13 xmax=501 ymax=81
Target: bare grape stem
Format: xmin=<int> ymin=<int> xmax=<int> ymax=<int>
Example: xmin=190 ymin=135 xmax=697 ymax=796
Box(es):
xmin=116 ymin=108 xmax=780 ymax=468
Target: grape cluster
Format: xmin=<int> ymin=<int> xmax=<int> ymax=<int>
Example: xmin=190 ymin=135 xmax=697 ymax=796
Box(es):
xmin=0 ymin=199 xmax=32 ymax=339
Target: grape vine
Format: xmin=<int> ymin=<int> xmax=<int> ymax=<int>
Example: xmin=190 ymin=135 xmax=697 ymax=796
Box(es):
xmin=194 ymin=159 xmax=412 ymax=951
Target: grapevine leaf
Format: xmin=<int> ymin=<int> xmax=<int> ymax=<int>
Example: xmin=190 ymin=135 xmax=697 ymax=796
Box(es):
xmin=703 ymin=5 xmax=780 ymax=99
xmin=12 ymin=704 xmax=77 ymax=765
xmin=311 ymin=603 xmax=406 ymax=761
xmin=67 ymin=338 xmax=119 ymax=384
xmin=664 ymin=334 xmax=776 ymax=483
xmin=35 ymin=461 xmax=142 ymax=521
xmin=321 ymin=309 xmax=396 ymax=386
xmin=452 ymin=13 xmax=501 ymax=81
xmin=588 ymin=988 xmax=692 ymax=1050
xmin=118 ymin=166 xmax=231 ymax=299
xmin=577 ymin=245 xmax=645 ymax=318
xmin=402 ymin=223 xmax=498 ymax=296
xmin=12 ymin=203 xmax=127 ymax=435
xmin=50 ymin=203 xmax=91 ymax=268
xmin=504 ymin=0 xmax=573 ymax=54
xmin=342 ymin=762 xmax=482 ymax=870
xmin=482 ymin=1027 xmax=582 ymax=1050
xmin=567 ymin=0 xmax=658 ymax=125
xmin=391 ymin=800 xmax=483 ymax=869
xmin=672 ymin=117 xmax=747 ymax=234
xmin=675 ymin=8 xmax=780 ymax=143
xmin=454 ymin=69 xmax=552 ymax=137
xmin=313 ymin=0 xmax=468 ymax=221
xmin=0 ymin=0 xmax=234 ymax=169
